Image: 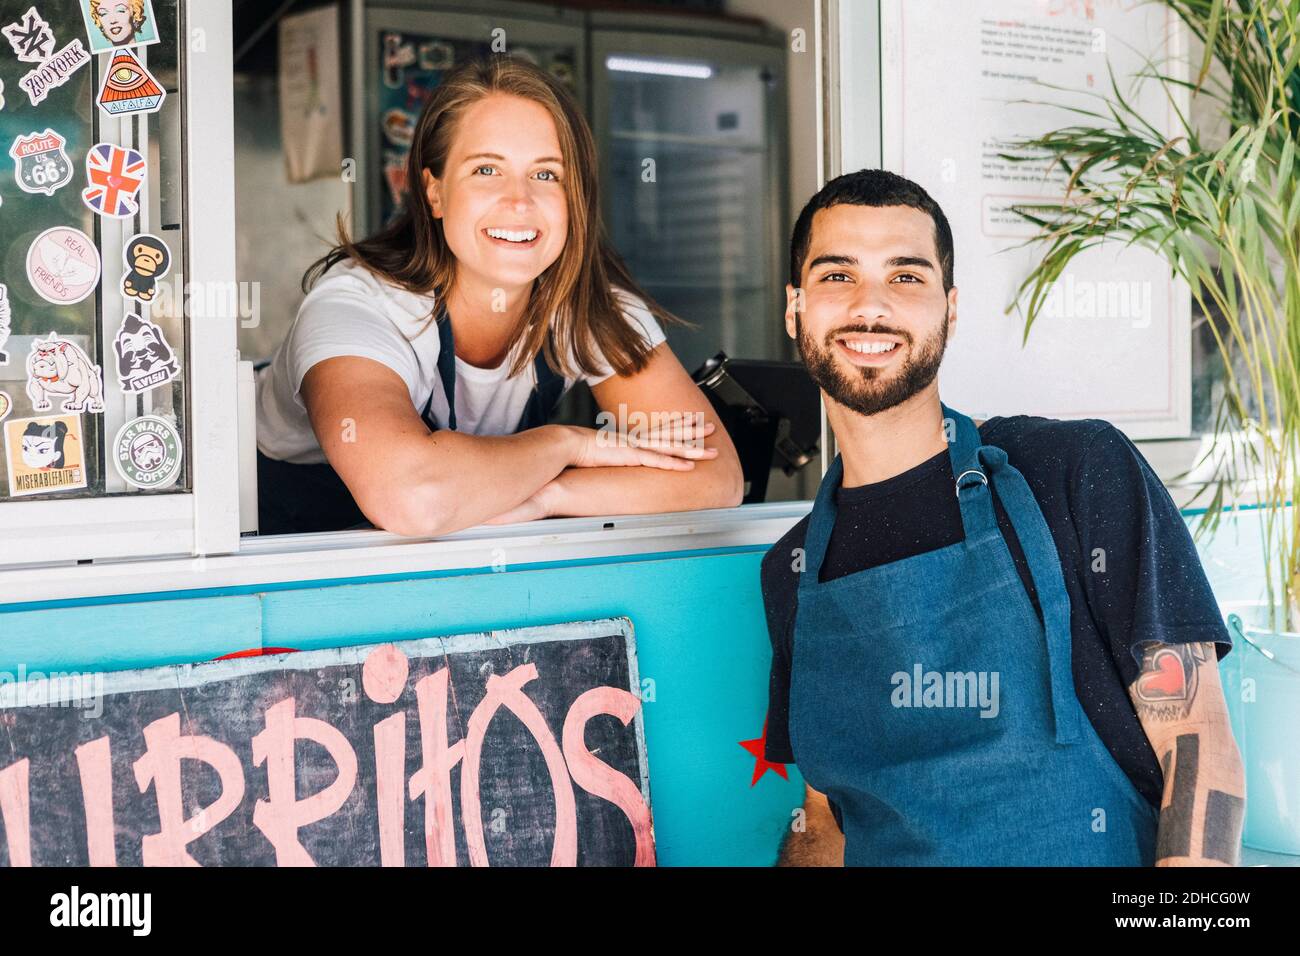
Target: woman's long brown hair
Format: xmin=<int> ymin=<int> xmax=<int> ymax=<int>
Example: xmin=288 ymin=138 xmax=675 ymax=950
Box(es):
xmin=304 ymin=55 xmax=682 ymax=380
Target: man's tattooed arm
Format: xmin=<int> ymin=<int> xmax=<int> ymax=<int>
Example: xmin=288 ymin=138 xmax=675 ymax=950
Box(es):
xmin=1129 ymin=640 xmax=1245 ymax=866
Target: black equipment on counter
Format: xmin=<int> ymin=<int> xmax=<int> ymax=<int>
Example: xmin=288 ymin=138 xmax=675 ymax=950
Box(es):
xmin=692 ymin=353 xmax=820 ymax=503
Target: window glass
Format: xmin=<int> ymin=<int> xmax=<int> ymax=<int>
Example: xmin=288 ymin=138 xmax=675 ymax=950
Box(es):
xmin=0 ymin=0 xmax=187 ymax=503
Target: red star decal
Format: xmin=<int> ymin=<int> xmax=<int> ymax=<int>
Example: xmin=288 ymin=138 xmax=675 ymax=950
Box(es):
xmin=739 ymin=717 xmax=788 ymax=786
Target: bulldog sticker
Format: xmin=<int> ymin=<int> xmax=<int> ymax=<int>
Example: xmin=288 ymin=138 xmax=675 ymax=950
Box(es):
xmin=25 ymin=332 xmax=105 ymax=414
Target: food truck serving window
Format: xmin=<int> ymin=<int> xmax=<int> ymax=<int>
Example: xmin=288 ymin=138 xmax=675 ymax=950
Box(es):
xmin=0 ymin=0 xmax=240 ymax=568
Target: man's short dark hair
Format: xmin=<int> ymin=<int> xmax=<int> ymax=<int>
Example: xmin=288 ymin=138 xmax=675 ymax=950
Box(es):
xmin=789 ymin=169 xmax=954 ymax=291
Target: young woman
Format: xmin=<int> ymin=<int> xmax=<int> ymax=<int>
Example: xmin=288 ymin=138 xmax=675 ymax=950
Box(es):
xmin=255 ymin=57 xmax=742 ymax=536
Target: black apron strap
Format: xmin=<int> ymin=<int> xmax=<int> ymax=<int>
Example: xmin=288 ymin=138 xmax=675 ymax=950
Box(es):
xmin=420 ymin=303 xmax=566 ymax=433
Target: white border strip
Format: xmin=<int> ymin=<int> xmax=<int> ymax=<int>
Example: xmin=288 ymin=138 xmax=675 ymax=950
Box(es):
xmin=0 ymin=503 xmax=811 ymax=606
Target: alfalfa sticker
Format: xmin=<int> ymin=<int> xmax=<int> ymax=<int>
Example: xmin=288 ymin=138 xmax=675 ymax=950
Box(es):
xmin=4 ymin=414 xmax=87 ymax=498
xmin=96 ymin=47 xmax=165 ymax=117
xmin=9 ymin=128 xmax=74 ymax=196
xmin=113 ymin=312 xmax=179 ymax=393
xmin=25 ymin=331 xmax=105 ymax=414
xmin=113 ymin=414 xmax=182 ymax=490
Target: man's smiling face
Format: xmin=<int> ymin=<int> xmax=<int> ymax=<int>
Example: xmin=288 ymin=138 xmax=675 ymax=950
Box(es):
xmin=786 ymin=203 xmax=957 ymax=417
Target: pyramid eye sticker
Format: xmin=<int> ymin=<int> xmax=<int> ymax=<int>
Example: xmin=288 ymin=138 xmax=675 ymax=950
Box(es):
xmin=96 ymin=48 xmax=165 ymax=117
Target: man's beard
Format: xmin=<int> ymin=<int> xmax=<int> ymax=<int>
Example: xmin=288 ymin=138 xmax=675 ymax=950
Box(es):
xmin=797 ymin=309 xmax=949 ymax=417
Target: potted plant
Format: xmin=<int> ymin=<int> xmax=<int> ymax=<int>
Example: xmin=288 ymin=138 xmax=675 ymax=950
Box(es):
xmin=1003 ymin=0 xmax=1299 ymax=855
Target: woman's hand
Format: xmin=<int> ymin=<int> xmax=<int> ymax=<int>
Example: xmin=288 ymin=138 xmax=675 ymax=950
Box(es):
xmin=563 ymin=420 xmax=720 ymax=471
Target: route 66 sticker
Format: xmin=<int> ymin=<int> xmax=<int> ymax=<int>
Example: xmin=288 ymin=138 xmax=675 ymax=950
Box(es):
xmin=9 ymin=129 xmax=74 ymax=197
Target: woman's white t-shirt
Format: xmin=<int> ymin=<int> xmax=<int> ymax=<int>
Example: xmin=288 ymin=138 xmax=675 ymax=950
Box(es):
xmin=256 ymin=259 xmax=667 ymax=465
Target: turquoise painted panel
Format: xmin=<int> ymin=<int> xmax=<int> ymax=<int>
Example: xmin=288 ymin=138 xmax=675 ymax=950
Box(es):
xmin=0 ymin=595 xmax=263 ymax=674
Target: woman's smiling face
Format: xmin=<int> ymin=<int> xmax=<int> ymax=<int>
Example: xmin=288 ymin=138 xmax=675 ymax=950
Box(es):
xmin=96 ymin=3 xmax=135 ymax=43
xmin=424 ymin=93 xmax=568 ymax=294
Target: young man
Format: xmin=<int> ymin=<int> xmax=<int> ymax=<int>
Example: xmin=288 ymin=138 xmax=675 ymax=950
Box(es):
xmin=762 ymin=169 xmax=1245 ymax=866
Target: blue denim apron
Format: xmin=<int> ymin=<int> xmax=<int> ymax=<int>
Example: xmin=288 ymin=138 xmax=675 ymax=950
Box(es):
xmin=788 ymin=406 xmax=1158 ymax=865
xmin=257 ymin=299 xmax=566 ymax=534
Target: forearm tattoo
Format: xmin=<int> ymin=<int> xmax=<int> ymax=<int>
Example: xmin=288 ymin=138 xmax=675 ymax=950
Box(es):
xmin=1132 ymin=641 xmax=1205 ymax=722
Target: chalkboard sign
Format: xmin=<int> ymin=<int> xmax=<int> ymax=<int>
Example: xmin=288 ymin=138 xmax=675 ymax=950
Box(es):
xmin=0 ymin=618 xmax=654 ymax=866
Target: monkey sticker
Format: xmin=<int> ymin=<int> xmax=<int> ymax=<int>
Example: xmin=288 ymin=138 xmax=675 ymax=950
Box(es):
xmin=4 ymin=414 xmax=87 ymax=498
xmin=113 ymin=414 xmax=182 ymax=489
xmin=121 ymin=233 xmax=171 ymax=303
xmin=25 ymin=332 xmax=105 ymax=414
xmin=113 ymin=312 xmax=179 ymax=393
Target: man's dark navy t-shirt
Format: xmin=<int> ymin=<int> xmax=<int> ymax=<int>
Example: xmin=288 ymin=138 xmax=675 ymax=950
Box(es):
xmin=760 ymin=416 xmax=1232 ymax=828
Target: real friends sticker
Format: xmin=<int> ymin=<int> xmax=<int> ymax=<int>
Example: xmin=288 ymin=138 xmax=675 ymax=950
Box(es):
xmin=4 ymin=413 xmax=87 ymax=498
xmin=113 ymin=414 xmax=182 ymax=490
xmin=27 ymin=226 xmax=101 ymax=305
xmin=0 ymin=283 xmax=11 ymax=367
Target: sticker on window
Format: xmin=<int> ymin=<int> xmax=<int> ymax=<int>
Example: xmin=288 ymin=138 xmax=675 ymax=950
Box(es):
xmin=121 ymin=233 xmax=171 ymax=303
xmin=27 ymin=226 xmax=101 ymax=305
xmin=9 ymin=129 xmax=74 ymax=197
xmin=82 ymin=143 xmax=146 ymax=219
xmin=113 ymin=312 xmax=179 ymax=394
xmin=113 ymin=414 xmax=182 ymax=490
xmin=96 ymin=48 xmax=165 ymax=116
xmin=0 ymin=392 xmax=11 ymax=423
xmin=80 ymin=0 xmax=160 ymax=55
xmin=2 ymin=6 xmax=56 ymax=64
xmin=4 ymin=414 xmax=87 ymax=498
xmin=17 ymin=39 xmax=90 ymax=107
xmin=25 ymin=332 xmax=106 ymax=414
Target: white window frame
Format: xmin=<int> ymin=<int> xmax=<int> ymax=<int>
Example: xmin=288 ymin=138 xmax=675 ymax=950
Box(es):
xmin=0 ymin=0 xmax=240 ymax=567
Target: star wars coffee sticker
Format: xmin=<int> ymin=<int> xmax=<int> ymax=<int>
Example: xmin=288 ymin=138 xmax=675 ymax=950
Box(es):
xmin=96 ymin=48 xmax=165 ymax=116
xmin=26 ymin=332 xmax=105 ymax=414
xmin=27 ymin=226 xmax=100 ymax=304
xmin=0 ymin=283 xmax=10 ymax=366
xmin=113 ymin=414 xmax=182 ymax=490
xmin=121 ymin=233 xmax=170 ymax=302
xmin=18 ymin=39 xmax=90 ymax=107
xmin=83 ymin=142 xmax=145 ymax=219
xmin=4 ymin=414 xmax=87 ymax=498
xmin=81 ymin=0 xmax=160 ymax=55
xmin=9 ymin=129 xmax=73 ymax=196
xmin=0 ymin=392 xmax=11 ymax=423
xmin=3 ymin=6 xmax=55 ymax=64
xmin=113 ymin=313 xmax=178 ymax=394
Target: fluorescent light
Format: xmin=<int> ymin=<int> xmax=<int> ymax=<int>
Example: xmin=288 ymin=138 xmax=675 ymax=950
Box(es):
xmin=605 ymin=55 xmax=713 ymax=79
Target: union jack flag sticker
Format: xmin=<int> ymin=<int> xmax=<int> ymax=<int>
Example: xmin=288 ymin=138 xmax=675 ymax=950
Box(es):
xmin=81 ymin=143 xmax=146 ymax=219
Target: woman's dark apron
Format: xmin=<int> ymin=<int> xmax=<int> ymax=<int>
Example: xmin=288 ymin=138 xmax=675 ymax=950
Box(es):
xmin=787 ymin=405 xmax=1159 ymax=865
xmin=257 ymin=302 xmax=566 ymax=535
